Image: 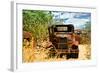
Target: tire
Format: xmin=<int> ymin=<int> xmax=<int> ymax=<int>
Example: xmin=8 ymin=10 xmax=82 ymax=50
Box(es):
xmin=66 ymin=53 xmax=70 ymax=59
xmin=70 ymin=53 xmax=78 ymax=58
xmin=71 ymin=45 xmax=79 ymax=58
xmin=59 ymin=53 xmax=63 ymax=58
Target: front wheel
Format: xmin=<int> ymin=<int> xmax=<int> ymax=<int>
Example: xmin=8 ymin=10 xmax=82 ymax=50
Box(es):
xmin=66 ymin=53 xmax=70 ymax=59
xmin=66 ymin=45 xmax=79 ymax=59
xmin=71 ymin=45 xmax=79 ymax=58
xmin=70 ymin=53 xmax=79 ymax=59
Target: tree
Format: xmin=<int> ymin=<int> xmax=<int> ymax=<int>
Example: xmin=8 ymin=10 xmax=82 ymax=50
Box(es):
xmin=84 ymin=22 xmax=91 ymax=32
xmin=23 ymin=10 xmax=53 ymax=41
xmin=80 ymin=21 xmax=91 ymax=44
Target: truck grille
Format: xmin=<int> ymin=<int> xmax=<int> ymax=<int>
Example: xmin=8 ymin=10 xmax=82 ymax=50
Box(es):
xmin=53 ymin=37 xmax=68 ymax=49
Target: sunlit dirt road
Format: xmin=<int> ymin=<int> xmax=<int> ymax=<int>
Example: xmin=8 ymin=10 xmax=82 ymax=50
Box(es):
xmin=78 ymin=44 xmax=91 ymax=60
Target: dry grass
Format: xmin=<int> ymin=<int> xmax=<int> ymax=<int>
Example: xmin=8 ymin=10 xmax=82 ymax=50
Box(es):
xmin=22 ymin=39 xmax=35 ymax=62
xmin=23 ymin=39 xmax=91 ymax=63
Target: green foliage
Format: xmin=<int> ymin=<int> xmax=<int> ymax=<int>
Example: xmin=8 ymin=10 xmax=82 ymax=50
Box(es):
xmin=23 ymin=10 xmax=53 ymax=41
xmin=80 ymin=21 xmax=91 ymax=44
xmin=84 ymin=22 xmax=91 ymax=32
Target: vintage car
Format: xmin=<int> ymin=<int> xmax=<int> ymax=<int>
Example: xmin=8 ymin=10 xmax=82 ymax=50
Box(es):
xmin=48 ymin=24 xmax=80 ymax=59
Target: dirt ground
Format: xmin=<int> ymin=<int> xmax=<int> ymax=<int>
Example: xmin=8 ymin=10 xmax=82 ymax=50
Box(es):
xmin=78 ymin=44 xmax=91 ymax=60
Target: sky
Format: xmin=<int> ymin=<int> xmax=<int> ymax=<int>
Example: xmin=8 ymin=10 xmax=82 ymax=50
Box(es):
xmin=52 ymin=11 xmax=91 ymax=29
